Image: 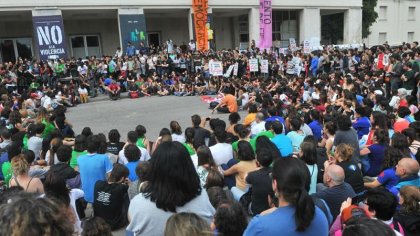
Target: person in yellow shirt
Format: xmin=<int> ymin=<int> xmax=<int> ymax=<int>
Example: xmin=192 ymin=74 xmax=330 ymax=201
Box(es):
xmin=243 ymin=104 xmax=258 ymax=127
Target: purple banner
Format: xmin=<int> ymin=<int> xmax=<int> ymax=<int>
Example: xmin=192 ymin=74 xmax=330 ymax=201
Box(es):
xmin=259 ymin=0 xmax=272 ymax=49
xmin=33 ymin=15 xmax=67 ymax=61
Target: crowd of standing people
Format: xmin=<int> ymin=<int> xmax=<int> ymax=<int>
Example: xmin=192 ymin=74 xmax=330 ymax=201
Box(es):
xmin=0 ymin=39 xmax=419 ymax=236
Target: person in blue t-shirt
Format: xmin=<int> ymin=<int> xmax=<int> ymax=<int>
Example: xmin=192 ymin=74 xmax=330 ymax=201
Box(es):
xmin=126 ymin=42 xmax=135 ymax=57
xmin=364 ymin=147 xmax=402 ymax=191
xmin=78 ymin=135 xmax=113 ymax=203
xmin=360 ymin=129 xmax=388 ymax=177
xmin=124 ymin=144 xmax=140 ymax=182
xmin=308 ymin=110 xmax=323 ymax=141
xmin=352 ymin=106 xmax=371 ymax=139
xmin=244 ymin=158 xmax=328 ymax=236
xmin=270 ymin=121 xmax=293 ymax=157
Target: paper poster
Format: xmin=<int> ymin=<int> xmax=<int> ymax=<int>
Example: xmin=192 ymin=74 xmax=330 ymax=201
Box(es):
xmin=209 ymin=61 xmax=223 ymax=76
xmin=258 ymin=0 xmax=272 ymax=49
xmin=303 ymin=40 xmax=311 ymax=54
xmin=260 ymin=59 xmax=269 ymax=73
xmin=249 ymin=58 xmax=259 ymax=72
xmin=224 ymin=65 xmax=234 ymax=77
xmin=289 ymin=38 xmax=296 ymax=50
xmin=32 ymin=15 xmax=67 ymax=60
xmin=233 ymin=62 xmax=239 ymax=76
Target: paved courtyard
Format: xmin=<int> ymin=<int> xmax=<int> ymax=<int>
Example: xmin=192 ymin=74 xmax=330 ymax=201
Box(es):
xmin=67 ymin=94 xmax=246 ymax=235
xmin=67 ymin=94 xmax=246 ymax=142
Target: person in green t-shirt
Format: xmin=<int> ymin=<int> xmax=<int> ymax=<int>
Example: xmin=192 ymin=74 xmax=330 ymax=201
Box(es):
xmin=2 ymin=161 xmax=12 ymax=188
xmin=135 ymin=125 xmax=150 ymax=153
xmin=2 ymin=142 xmax=22 ymax=188
xmin=183 ymin=128 xmax=196 ymax=155
xmin=231 ymin=124 xmax=253 ymax=157
xmin=69 ymin=135 xmax=88 ymax=170
xmin=402 ymin=62 xmax=416 ymax=92
xmin=249 ymin=130 xmax=275 ymax=152
xmin=55 ymin=59 xmax=66 ymax=76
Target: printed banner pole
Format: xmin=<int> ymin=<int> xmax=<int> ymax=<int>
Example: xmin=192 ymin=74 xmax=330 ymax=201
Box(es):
xmin=259 ymin=0 xmax=272 ymax=49
xmin=192 ymin=0 xmax=209 ymax=51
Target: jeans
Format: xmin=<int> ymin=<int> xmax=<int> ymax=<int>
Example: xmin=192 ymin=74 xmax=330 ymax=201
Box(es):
xmin=231 ymin=186 xmax=248 ymax=201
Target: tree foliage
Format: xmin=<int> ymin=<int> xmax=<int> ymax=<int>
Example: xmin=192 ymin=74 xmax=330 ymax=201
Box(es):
xmin=362 ymin=0 xmax=378 ymax=38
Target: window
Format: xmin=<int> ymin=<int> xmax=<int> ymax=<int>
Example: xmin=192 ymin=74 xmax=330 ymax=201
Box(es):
xmin=70 ymin=35 xmax=101 ymax=58
xmin=408 ymin=32 xmax=414 ymax=42
xmin=408 ymin=7 xmax=415 ymax=20
xmin=0 ymin=38 xmax=33 ymax=63
xmin=379 ymin=32 xmax=387 ymax=43
xmin=379 ymin=6 xmax=387 ymax=20
xmin=239 ymin=14 xmax=249 ymax=43
xmin=272 ymin=10 xmax=299 ymax=47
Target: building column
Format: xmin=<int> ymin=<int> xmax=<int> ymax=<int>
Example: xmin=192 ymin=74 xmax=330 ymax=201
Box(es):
xmin=248 ymin=7 xmax=259 ymax=47
xmin=299 ymin=8 xmax=321 ymax=44
xmin=32 ymin=9 xmax=67 ymax=60
xmin=118 ymin=8 xmax=147 ymax=54
xmin=188 ymin=8 xmax=194 ymax=41
xmin=343 ymin=8 xmax=362 ymax=44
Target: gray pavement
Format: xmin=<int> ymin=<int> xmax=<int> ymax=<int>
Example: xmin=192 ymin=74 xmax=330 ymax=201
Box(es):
xmin=67 ymin=93 xmax=246 ymax=142
xmin=67 ymin=94 xmax=246 ymax=236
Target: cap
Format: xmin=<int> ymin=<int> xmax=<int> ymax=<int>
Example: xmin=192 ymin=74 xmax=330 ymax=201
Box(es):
xmin=374 ymin=90 xmax=383 ymax=96
xmin=341 ymin=205 xmax=369 ymax=223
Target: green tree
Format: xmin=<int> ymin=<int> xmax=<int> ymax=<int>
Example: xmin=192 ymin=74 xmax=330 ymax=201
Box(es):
xmin=362 ymin=0 xmax=378 ymax=38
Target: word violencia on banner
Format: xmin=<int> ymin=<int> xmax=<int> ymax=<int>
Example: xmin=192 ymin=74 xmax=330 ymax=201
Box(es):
xmin=32 ymin=15 xmax=67 ymax=61
xmin=259 ymin=0 xmax=272 ymax=50
xmin=192 ymin=0 xmax=208 ymax=51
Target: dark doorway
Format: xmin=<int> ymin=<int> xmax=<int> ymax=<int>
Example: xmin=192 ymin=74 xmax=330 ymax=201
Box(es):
xmin=321 ymin=13 xmax=344 ymax=45
xmin=0 ymin=40 xmax=16 ymax=62
xmin=148 ymin=32 xmax=160 ymax=47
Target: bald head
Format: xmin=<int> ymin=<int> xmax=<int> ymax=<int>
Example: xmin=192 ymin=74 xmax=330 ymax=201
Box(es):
xmin=398 ymin=158 xmax=420 ymax=177
xmin=325 ymin=164 xmax=345 ymax=186
xmin=256 ymin=112 xmax=264 ymax=122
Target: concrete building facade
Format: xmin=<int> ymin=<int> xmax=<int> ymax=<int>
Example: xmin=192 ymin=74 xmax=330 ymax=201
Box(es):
xmin=366 ymin=0 xmax=420 ymax=46
xmin=0 ymin=0 xmax=364 ymax=62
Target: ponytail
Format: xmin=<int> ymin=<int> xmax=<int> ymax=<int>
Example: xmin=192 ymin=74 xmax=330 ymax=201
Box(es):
xmin=294 ymin=188 xmax=315 ymax=231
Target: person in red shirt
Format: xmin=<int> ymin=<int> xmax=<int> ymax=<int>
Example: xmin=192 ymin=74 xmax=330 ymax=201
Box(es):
xmin=107 ymin=80 xmax=121 ymax=100
xmin=394 ymin=106 xmax=411 ymax=133
xmin=376 ymin=46 xmax=385 ymax=70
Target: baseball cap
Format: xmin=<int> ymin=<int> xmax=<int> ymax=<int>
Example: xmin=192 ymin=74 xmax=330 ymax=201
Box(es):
xmin=341 ymin=205 xmax=369 ymax=223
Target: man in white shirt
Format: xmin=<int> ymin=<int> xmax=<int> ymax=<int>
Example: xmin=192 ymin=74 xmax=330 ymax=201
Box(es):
xmin=118 ymin=131 xmax=150 ymax=164
xmin=77 ymin=62 xmax=88 ymax=78
xmin=189 ymin=40 xmax=196 ymax=52
xmin=209 ymin=128 xmax=233 ymax=166
xmin=115 ymin=47 xmax=123 ymax=58
xmin=251 ymin=113 xmax=266 ymax=138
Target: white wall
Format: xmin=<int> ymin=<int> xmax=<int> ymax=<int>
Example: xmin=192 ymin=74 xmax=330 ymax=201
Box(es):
xmin=366 ymin=0 xmax=420 ymax=46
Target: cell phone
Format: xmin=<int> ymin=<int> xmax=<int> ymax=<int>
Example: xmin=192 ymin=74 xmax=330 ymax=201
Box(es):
xmin=206 ymin=117 xmax=211 ymax=121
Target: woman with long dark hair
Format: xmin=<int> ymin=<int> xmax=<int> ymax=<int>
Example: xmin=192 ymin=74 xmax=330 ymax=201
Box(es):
xmin=244 ymin=158 xmax=328 ymax=235
xmin=127 ymin=141 xmax=215 ymax=235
